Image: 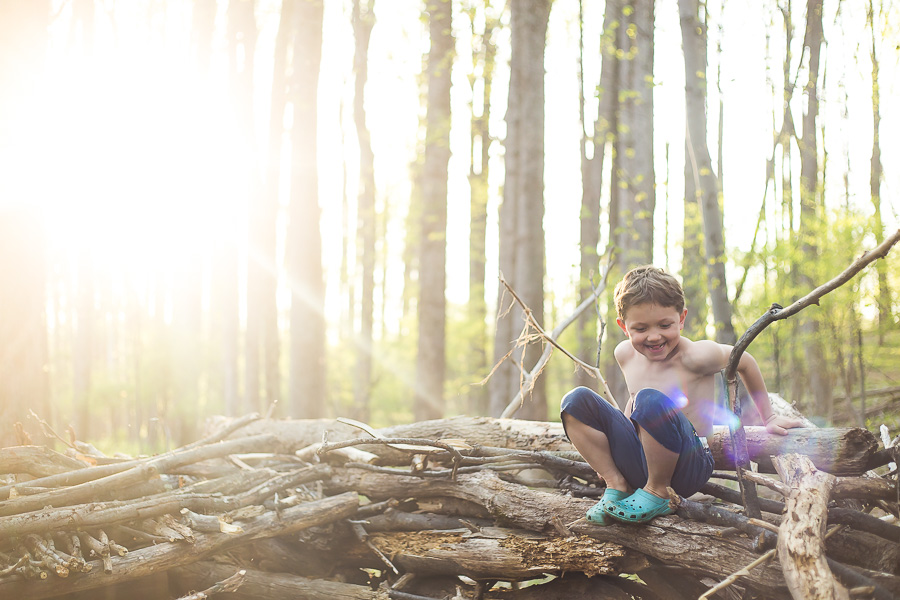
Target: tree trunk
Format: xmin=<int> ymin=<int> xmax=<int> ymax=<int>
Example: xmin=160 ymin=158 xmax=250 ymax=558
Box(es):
xmin=602 ymin=0 xmax=656 ymax=406
xmin=221 ymin=0 xmax=255 ymax=419
xmin=249 ymin=0 xmax=289 ymax=416
xmin=490 ymin=0 xmax=550 ymax=420
xmin=414 ymin=0 xmax=453 ymax=422
xmin=797 ymin=0 xmax=831 ymax=420
xmin=575 ymin=1 xmax=616 ymax=392
xmin=679 ymin=0 xmax=736 ymax=344
xmin=287 ymin=0 xmax=326 ymax=419
xmin=466 ymin=5 xmax=495 ymax=416
xmin=867 ymin=0 xmax=890 ymax=346
xmin=353 ymin=0 xmax=376 ymax=423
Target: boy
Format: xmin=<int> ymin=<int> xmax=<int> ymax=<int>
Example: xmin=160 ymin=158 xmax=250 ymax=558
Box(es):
xmin=561 ymin=265 xmax=803 ymax=524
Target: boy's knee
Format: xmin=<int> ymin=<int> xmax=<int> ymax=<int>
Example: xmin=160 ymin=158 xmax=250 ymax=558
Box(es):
xmin=634 ymin=388 xmax=684 ymax=414
xmin=561 ymin=386 xmax=608 ymax=414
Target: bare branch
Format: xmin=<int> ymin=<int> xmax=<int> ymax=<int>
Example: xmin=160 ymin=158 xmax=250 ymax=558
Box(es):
xmin=498 ymin=253 xmax=617 ymax=418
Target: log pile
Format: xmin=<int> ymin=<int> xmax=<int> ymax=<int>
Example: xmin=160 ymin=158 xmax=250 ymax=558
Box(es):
xmin=1 ymin=414 xmax=898 ymax=600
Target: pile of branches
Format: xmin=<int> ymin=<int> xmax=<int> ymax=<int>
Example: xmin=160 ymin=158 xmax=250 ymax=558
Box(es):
xmin=1 ymin=413 xmax=899 ymax=600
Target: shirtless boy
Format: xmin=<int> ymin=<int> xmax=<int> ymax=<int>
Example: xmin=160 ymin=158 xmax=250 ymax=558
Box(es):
xmin=561 ymin=265 xmax=803 ymax=524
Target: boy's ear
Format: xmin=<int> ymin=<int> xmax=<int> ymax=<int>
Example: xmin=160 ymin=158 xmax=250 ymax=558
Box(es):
xmin=616 ymin=317 xmax=628 ymax=336
xmin=679 ymin=308 xmax=687 ymax=328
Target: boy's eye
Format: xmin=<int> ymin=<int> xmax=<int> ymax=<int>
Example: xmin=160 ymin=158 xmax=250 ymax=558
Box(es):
xmin=660 ymin=323 xmax=671 ymax=328
xmin=632 ymin=327 xmax=646 ymax=332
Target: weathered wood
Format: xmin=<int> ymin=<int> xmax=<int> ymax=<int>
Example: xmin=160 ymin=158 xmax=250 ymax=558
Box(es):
xmin=773 ymin=453 xmax=848 ymax=600
xmin=0 ymin=446 xmax=88 ymax=478
xmin=365 ymin=526 xmax=646 ymax=580
xmin=169 ymin=561 xmax=388 ymax=600
xmin=0 ymin=465 xmax=331 ymax=539
xmin=0 ymin=433 xmax=279 ymax=508
xmin=0 ymin=491 xmax=359 ymax=599
xmin=325 ymin=468 xmax=790 ymax=596
xmin=711 ymin=426 xmax=880 ymax=476
xmin=231 ymin=416 xmax=879 ymax=476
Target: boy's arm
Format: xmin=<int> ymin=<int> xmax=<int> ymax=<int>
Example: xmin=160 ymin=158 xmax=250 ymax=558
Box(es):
xmin=736 ymin=351 xmax=805 ymax=435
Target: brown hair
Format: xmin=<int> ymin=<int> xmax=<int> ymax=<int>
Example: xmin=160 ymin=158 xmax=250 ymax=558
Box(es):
xmin=614 ymin=265 xmax=685 ymax=319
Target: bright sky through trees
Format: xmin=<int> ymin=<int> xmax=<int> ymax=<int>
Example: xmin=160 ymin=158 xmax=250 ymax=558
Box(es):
xmin=11 ymin=0 xmax=899 ymax=333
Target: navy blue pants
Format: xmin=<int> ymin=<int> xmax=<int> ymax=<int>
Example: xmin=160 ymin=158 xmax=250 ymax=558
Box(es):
xmin=560 ymin=386 xmax=714 ymax=497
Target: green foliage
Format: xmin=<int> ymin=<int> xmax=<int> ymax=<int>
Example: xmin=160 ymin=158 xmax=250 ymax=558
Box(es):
xmin=732 ymin=207 xmax=898 ymax=425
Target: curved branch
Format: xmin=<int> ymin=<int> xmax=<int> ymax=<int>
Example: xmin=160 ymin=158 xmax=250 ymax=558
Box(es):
xmin=725 ymin=228 xmax=900 ymax=382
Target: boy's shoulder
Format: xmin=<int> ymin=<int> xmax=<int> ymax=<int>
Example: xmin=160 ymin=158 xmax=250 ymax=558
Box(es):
xmin=679 ymin=336 xmax=731 ymax=374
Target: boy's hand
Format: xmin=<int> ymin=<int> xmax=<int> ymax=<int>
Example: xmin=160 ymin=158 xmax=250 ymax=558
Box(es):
xmin=764 ymin=414 xmax=805 ymax=436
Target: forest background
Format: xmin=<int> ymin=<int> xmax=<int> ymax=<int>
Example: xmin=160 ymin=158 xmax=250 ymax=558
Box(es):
xmin=0 ymin=0 xmax=897 ymax=453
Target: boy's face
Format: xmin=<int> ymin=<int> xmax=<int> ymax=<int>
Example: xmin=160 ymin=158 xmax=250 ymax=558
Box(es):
xmin=616 ymin=302 xmax=687 ymax=361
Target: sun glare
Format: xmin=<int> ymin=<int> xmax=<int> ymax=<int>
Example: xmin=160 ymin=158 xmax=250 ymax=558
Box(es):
xmin=37 ymin=38 xmax=244 ymax=289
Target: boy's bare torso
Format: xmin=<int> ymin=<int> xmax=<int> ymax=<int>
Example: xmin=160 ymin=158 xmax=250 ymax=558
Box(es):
xmin=617 ymin=335 xmax=725 ymax=438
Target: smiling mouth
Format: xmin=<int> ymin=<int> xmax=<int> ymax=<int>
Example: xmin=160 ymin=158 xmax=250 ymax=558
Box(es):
xmin=645 ymin=343 xmax=665 ymax=352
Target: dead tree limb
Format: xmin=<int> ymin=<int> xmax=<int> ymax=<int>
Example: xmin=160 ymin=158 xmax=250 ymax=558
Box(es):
xmin=724 ymin=228 xmax=900 ymax=519
xmin=0 ymin=433 xmax=278 ymax=507
xmin=0 ymin=492 xmax=358 ymax=600
xmin=496 ymin=257 xmax=616 ymax=418
xmin=169 ymin=561 xmax=389 ymax=600
xmin=773 ymin=453 xmax=846 ymax=600
xmin=173 ymin=568 xmax=246 ymax=600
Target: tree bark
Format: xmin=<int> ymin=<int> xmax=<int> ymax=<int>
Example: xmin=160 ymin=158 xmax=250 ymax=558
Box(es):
xmin=773 ymin=453 xmax=848 ymax=600
xmin=170 ymin=561 xmax=387 ymax=600
xmin=287 ymin=0 xmax=326 ymax=419
xmin=678 ymin=0 xmax=735 ymax=344
xmin=0 ymin=493 xmax=358 ymax=600
xmin=575 ymin=0 xmax=616 ymax=391
xmin=466 ymin=5 xmax=495 ymax=416
xmin=867 ymin=0 xmax=891 ymax=344
xmin=326 ymin=469 xmax=790 ymax=596
xmin=353 ymin=0 xmax=376 ymax=423
xmin=414 ymin=0 xmax=454 ymax=422
xmin=796 ymin=0 xmax=831 ymax=419
xmin=490 ymin=0 xmax=550 ymax=420
xmin=225 ymin=415 xmax=880 ymax=476
xmin=249 ymin=0 xmax=290 ymax=416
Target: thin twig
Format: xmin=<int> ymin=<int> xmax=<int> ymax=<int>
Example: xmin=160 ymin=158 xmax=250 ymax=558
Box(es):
xmin=498 ymin=253 xmax=616 ymax=417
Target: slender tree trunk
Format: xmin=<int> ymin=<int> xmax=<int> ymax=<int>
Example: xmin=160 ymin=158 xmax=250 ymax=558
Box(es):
xmin=682 ymin=178 xmax=707 ymax=338
xmin=602 ymin=0 xmax=656 ymax=407
xmin=74 ymin=249 xmax=94 ymax=441
xmin=797 ymin=0 xmax=831 ymax=420
xmin=287 ymin=0 xmax=326 ymax=419
xmin=222 ymin=0 xmax=254 ymax=421
xmin=679 ymin=0 xmax=735 ymax=344
xmin=258 ymin=1 xmax=291 ymax=414
xmin=574 ymin=0 xmax=615 ymax=391
xmin=466 ymin=3 xmax=495 ymax=416
xmin=490 ymin=0 xmax=550 ymax=420
xmin=245 ymin=0 xmax=272 ymax=415
xmin=414 ymin=0 xmax=454 ymax=422
xmin=353 ymin=0 xmax=376 ymax=423
xmin=867 ymin=0 xmax=890 ymax=346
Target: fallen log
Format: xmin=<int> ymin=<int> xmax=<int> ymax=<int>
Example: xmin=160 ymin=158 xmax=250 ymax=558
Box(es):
xmin=1 ymin=414 xmax=896 ymax=600
xmin=0 ymin=491 xmax=358 ymax=599
xmin=0 ymin=446 xmax=88 ymax=478
xmin=364 ymin=526 xmax=646 ymax=580
xmin=169 ymin=560 xmax=385 ymax=600
xmin=226 ymin=416 xmax=881 ymax=476
xmin=325 ymin=467 xmax=791 ymax=597
xmin=773 ymin=454 xmax=846 ymax=599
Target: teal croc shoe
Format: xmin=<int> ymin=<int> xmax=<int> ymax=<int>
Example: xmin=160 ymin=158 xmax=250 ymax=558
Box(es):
xmin=602 ymin=488 xmax=675 ymax=524
xmin=586 ymin=488 xmax=628 ymax=526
